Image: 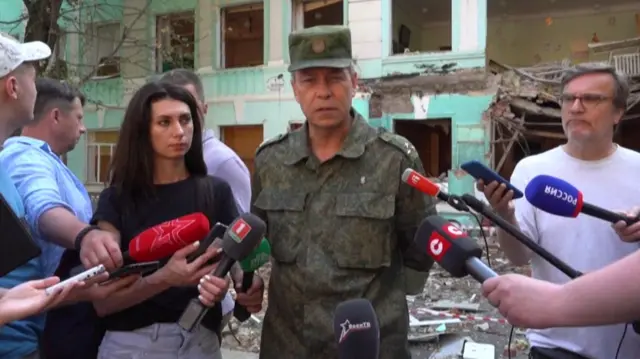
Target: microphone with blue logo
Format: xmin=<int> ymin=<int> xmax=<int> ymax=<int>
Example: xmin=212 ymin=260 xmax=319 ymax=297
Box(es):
xmin=525 ymin=175 xmax=639 ymax=225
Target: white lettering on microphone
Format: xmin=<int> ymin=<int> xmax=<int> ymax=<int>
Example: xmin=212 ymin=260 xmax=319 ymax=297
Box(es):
xmin=543 ymin=186 xmax=577 ymax=206
xmin=339 ymin=320 xmax=371 ymax=343
xmin=429 ymin=238 xmax=443 ymax=256
xmin=410 ymin=173 xmax=419 ymax=185
xmin=150 ymin=218 xmax=195 ymax=252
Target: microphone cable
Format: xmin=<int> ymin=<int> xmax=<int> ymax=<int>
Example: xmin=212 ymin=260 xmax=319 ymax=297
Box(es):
xmin=614 ymin=324 xmax=627 ymax=359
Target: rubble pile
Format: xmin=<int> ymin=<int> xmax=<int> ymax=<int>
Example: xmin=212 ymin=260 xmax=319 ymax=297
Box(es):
xmin=486 ymin=59 xmax=640 ymax=140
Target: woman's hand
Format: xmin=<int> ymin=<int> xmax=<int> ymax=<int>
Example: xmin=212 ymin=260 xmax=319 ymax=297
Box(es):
xmin=0 ymin=276 xmax=82 ymax=325
xmin=154 ymin=241 xmax=222 ymax=287
xmin=197 ymin=275 xmax=231 ymax=307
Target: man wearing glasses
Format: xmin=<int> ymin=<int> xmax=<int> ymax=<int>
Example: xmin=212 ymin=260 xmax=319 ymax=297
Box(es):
xmin=477 ymin=64 xmax=640 ymax=359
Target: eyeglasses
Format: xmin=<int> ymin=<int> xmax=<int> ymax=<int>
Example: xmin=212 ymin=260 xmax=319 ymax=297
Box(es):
xmin=560 ymin=93 xmax=612 ymax=109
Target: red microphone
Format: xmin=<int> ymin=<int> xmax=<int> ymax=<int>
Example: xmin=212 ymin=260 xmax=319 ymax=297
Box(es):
xmin=69 ymin=213 xmax=210 ymax=276
xmin=127 ymin=212 xmax=210 ymax=262
xmin=401 ymin=168 xmax=448 ymax=201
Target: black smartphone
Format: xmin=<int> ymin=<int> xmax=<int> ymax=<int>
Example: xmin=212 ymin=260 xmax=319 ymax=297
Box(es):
xmin=107 ymin=261 xmax=161 ymax=280
xmin=186 ymin=222 xmax=227 ymax=264
xmin=0 ymin=194 xmax=41 ymax=277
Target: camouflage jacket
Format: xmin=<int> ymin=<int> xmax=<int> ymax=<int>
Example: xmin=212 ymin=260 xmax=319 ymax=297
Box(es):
xmin=251 ymin=112 xmax=436 ymax=359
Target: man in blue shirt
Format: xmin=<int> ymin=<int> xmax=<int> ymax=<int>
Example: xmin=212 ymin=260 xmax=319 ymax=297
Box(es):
xmin=1 ymin=79 xmax=92 ymax=276
xmin=0 ymin=35 xmax=134 ymax=359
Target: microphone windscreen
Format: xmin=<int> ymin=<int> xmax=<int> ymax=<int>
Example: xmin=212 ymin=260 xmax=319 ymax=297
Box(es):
xmin=414 ymin=215 xmax=481 ymax=277
xmin=129 ymin=212 xmax=210 ymax=262
xmin=222 ymin=213 xmax=267 ymax=260
xmin=333 ymin=298 xmax=380 ymax=359
xmin=525 ymin=175 xmax=583 ymax=218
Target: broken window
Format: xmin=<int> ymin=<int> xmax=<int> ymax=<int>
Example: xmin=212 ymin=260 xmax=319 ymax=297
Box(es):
xmin=390 ymin=0 xmax=451 ymax=55
xmin=94 ymin=23 xmax=120 ymax=77
xmin=156 ymin=12 xmax=195 ymax=72
xmin=292 ymin=0 xmax=344 ymax=30
xmin=221 ymin=3 xmax=265 ymax=69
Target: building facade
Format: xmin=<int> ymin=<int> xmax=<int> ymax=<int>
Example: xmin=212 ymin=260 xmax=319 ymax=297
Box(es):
xmin=3 ymin=0 xmax=492 ymax=196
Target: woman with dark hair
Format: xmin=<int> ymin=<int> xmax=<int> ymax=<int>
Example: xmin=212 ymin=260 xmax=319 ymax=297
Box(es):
xmin=90 ymin=81 xmax=238 ymax=359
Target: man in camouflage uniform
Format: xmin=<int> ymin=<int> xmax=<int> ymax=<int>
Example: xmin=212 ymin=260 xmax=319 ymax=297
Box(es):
xmin=251 ymin=25 xmax=436 ymax=359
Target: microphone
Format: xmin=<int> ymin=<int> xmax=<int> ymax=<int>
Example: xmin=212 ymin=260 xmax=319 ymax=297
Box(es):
xmin=400 ymin=169 xmax=583 ymax=279
xmin=460 ymin=194 xmax=583 ymax=279
xmin=333 ymin=298 xmax=380 ymax=359
xmin=70 ymin=213 xmax=210 ymax=276
xmin=177 ymin=213 xmax=266 ymax=332
xmin=401 ymin=168 xmax=448 ymax=201
xmin=525 ymin=174 xmax=639 ymax=225
xmin=234 ymin=237 xmax=271 ymax=322
xmin=415 ymin=215 xmax=497 ymax=282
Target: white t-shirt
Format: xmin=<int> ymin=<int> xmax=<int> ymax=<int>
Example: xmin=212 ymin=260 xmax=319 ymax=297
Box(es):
xmin=511 ymin=145 xmax=640 ymax=359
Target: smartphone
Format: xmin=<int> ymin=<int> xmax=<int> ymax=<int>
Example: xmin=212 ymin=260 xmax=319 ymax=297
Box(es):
xmin=186 ymin=223 xmax=227 ymax=264
xmin=461 ymin=160 xmax=524 ymax=199
xmin=107 ymin=261 xmax=161 ymax=280
xmin=0 ymin=195 xmax=42 ymax=277
xmin=45 ymin=264 xmax=106 ymax=296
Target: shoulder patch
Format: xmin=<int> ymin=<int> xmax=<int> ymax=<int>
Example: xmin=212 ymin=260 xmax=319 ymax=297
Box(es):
xmin=377 ymin=127 xmax=420 ymax=162
xmin=256 ymin=132 xmax=289 ymax=156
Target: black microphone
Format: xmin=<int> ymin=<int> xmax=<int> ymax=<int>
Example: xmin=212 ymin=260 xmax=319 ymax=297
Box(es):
xmin=460 ymin=194 xmax=583 ymax=279
xmin=177 ymin=213 xmax=266 ymax=332
xmin=415 ymin=215 xmax=498 ymax=282
xmin=333 ymin=298 xmax=380 ymax=359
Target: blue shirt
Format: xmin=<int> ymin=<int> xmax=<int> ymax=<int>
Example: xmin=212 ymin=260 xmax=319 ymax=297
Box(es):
xmin=0 ymin=137 xmax=93 ymax=276
xmin=0 ymin=166 xmax=42 ymax=359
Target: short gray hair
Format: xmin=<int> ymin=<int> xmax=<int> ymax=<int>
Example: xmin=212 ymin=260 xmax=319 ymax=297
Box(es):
xmin=561 ymin=64 xmax=629 ymax=110
xmin=159 ymin=68 xmax=205 ymax=102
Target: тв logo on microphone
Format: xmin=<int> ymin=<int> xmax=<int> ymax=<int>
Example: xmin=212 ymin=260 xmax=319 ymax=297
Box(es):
xmin=230 ymin=219 xmax=251 ymax=243
xmin=427 ymin=232 xmax=450 ymax=261
xmin=409 ymin=173 xmax=420 ymax=185
xmin=441 ymin=223 xmax=466 ymax=238
xmin=339 ymin=319 xmax=371 ymax=343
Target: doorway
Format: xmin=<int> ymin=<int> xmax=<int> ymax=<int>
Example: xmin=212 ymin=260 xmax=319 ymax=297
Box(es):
xmin=220 ymin=125 xmax=264 ymax=176
xmin=393 ymin=119 xmax=452 ymax=178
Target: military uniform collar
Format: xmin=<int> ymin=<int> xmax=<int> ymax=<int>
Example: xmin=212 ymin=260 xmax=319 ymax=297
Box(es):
xmin=284 ymin=109 xmax=369 ymax=165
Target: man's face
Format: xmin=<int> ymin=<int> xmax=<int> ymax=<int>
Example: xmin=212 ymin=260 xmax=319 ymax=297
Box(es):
xmin=292 ymin=67 xmax=357 ymax=129
xmin=561 ymin=72 xmax=622 ymax=143
xmin=55 ymin=97 xmax=86 ymax=153
xmin=2 ymin=64 xmax=37 ymax=125
xmin=182 ymin=84 xmax=207 ymax=124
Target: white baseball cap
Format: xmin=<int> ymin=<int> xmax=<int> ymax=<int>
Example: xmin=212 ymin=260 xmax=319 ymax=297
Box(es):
xmin=0 ymin=33 xmax=51 ymax=78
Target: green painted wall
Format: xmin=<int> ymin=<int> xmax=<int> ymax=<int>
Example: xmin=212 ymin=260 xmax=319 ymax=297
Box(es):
xmin=3 ymin=0 xmax=492 ymax=195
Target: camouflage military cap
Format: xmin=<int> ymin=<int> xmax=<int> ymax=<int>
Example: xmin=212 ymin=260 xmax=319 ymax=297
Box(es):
xmin=288 ymin=25 xmax=352 ymax=72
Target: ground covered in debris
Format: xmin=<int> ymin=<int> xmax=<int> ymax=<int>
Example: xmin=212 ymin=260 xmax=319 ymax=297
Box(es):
xmin=221 ymin=236 xmax=530 ymax=358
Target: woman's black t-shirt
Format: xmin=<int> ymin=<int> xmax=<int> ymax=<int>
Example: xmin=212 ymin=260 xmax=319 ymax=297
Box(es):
xmin=91 ymin=175 xmax=239 ymax=332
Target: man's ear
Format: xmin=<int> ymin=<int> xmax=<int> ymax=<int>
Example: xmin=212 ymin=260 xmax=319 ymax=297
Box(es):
xmin=4 ymin=77 xmax=19 ymax=99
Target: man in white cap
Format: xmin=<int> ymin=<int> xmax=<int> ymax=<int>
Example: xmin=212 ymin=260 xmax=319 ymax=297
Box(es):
xmin=0 ymin=32 xmax=55 ymax=359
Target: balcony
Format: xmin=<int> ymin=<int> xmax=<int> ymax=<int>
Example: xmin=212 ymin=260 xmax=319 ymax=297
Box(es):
xmin=381 ymin=50 xmax=485 ymax=76
xmin=202 ymin=65 xmax=289 ymax=98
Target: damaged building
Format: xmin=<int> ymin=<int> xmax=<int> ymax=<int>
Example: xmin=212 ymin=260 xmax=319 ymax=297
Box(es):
xmin=352 ymin=0 xmax=640 ymax=211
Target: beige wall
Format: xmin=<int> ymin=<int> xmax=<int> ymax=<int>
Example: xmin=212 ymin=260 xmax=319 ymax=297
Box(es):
xmin=417 ymin=4 xmax=640 ymax=66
